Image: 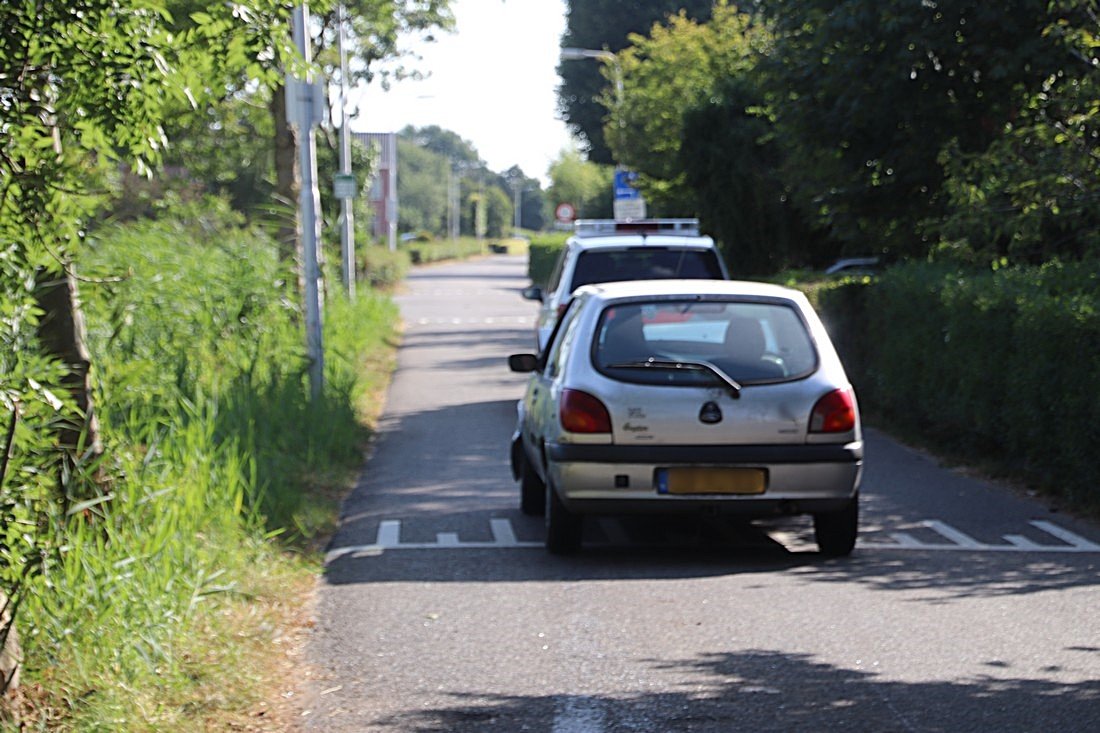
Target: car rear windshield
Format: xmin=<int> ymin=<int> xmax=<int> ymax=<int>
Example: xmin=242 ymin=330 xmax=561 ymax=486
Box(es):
xmin=570 ymin=248 xmax=724 ymax=290
xmin=594 ymin=300 xmax=817 ymax=385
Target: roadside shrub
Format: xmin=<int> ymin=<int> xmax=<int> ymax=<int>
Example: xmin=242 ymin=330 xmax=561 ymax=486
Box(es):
xmin=360 ymin=244 xmax=410 ymax=288
xmin=400 ymin=236 xmax=485 ymax=265
xmin=9 ymin=197 xmax=399 ymax=727
xmin=814 ymin=260 xmax=1100 ymax=509
xmin=526 ymin=232 xmax=568 ymax=287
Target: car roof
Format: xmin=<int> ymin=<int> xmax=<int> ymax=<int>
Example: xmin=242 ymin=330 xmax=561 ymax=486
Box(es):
xmin=567 ymin=235 xmax=717 ymax=250
xmin=577 ymin=278 xmax=806 ymax=303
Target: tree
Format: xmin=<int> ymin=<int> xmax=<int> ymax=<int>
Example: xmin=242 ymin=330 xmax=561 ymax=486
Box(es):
xmin=606 ymin=3 xmax=768 ymax=212
xmin=269 ymin=1 xmax=455 ymax=263
xmin=929 ymin=1 xmax=1100 ymax=264
xmin=397 ymin=138 xmax=451 ymax=235
xmin=2 ymin=1 xmax=294 ymax=470
xmin=558 ymin=0 xmax=713 ymax=163
xmin=760 ymin=0 xmax=1061 ymax=256
xmin=547 ymin=148 xmax=614 ymax=219
xmin=503 ymin=166 xmax=549 ymax=232
xmin=0 ymin=0 xmax=299 ymax=689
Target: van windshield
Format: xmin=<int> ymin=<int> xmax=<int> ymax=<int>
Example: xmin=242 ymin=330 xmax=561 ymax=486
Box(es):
xmin=570 ymin=248 xmax=724 ymax=290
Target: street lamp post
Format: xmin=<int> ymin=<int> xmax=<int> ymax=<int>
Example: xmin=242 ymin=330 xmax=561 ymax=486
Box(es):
xmin=560 ymin=47 xmax=623 ymax=111
xmin=511 ymin=178 xmax=522 ymax=233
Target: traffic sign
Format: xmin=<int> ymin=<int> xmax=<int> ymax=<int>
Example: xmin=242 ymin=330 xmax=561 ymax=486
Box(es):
xmin=333 ymin=173 xmax=357 ymax=199
xmin=555 ymin=202 xmax=576 ymax=223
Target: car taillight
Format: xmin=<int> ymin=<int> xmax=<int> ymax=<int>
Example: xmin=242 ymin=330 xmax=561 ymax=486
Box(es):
xmin=556 ymin=302 xmax=569 ymax=320
xmin=809 ymin=389 xmax=856 ymax=433
xmin=560 ymin=389 xmax=612 ymax=434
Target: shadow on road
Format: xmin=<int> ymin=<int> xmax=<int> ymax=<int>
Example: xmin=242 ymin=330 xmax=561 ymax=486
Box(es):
xmin=369 ymin=648 xmax=1100 ymax=732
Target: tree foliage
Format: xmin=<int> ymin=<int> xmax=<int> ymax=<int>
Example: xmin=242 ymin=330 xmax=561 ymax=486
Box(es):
xmin=0 ymin=0 xmax=299 ymax=695
xmin=599 ymin=0 xmax=1100 ymax=270
xmin=394 ymin=126 xmax=547 ymax=237
xmin=929 ymin=0 xmax=1100 ymax=263
xmin=608 ymin=3 xmax=768 ymax=211
xmin=559 ymin=0 xmax=713 ymax=163
xmin=547 ymin=148 xmax=614 ymax=219
xmin=761 ymin=0 xmax=1062 ymax=257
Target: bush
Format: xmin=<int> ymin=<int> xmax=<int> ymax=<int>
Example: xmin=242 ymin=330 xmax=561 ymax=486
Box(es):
xmin=813 ymin=260 xmax=1100 ymax=510
xmin=8 ymin=197 xmax=399 ymax=727
xmin=526 ymin=232 xmax=569 ymax=287
xmin=360 ymin=244 xmax=410 ymax=288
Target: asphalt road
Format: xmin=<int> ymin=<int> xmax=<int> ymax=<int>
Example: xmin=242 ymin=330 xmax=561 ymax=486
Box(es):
xmin=302 ymin=255 xmax=1100 ymax=732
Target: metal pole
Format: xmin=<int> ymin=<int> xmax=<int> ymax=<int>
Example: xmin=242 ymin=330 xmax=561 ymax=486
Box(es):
xmin=512 ymin=180 xmax=521 ymax=233
xmin=337 ymin=3 xmax=355 ymax=299
xmin=387 ymin=133 xmax=398 ymax=252
xmin=291 ymin=3 xmax=325 ymax=400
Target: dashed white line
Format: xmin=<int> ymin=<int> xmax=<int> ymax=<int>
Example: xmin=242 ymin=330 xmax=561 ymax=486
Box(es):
xmin=925 ymin=520 xmax=983 ymax=548
xmin=324 ymin=518 xmax=1100 ymax=563
xmin=413 ymin=316 xmax=533 ymax=326
xmin=490 ymin=518 xmax=517 ymax=544
xmin=1031 ymin=520 xmax=1100 ymax=550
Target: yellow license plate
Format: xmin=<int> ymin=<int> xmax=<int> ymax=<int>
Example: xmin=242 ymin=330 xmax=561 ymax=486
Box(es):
xmin=659 ymin=468 xmax=767 ymax=495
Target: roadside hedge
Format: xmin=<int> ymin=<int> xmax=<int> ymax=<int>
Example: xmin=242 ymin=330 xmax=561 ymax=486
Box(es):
xmin=815 ymin=261 xmax=1100 ymax=509
xmin=526 ymin=232 xmax=569 ymax=287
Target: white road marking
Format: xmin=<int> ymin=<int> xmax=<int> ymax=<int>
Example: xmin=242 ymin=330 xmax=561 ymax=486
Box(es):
xmin=377 ymin=520 xmax=401 ymax=547
xmin=925 ymin=520 xmax=983 ymax=548
xmin=323 ymin=518 xmax=1100 ymax=563
xmin=414 ymin=316 xmax=533 ymax=326
xmin=861 ymin=519 xmax=1100 ymax=552
xmin=1031 ymin=520 xmax=1100 ymax=550
xmin=490 ymin=518 xmax=517 ymax=544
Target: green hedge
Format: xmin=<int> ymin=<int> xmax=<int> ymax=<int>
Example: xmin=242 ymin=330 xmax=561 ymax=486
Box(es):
xmin=815 ymin=261 xmax=1100 ymax=509
xmin=526 ymin=232 xmax=569 ymax=287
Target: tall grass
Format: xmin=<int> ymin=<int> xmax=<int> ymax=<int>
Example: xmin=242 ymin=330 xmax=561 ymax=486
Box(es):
xmin=9 ymin=197 xmax=397 ymax=728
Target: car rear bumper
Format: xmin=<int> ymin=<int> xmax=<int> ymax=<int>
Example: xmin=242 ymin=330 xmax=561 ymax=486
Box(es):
xmin=546 ymin=441 xmax=862 ymax=517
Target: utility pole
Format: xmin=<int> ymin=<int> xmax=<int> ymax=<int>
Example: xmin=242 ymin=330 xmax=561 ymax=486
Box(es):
xmin=336 ymin=2 xmax=356 ymax=299
xmin=289 ymin=3 xmax=325 ymax=400
xmin=511 ymin=178 xmax=522 ymax=234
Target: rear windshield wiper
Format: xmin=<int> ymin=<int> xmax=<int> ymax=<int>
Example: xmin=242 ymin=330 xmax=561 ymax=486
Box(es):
xmin=605 ymin=358 xmax=742 ymax=398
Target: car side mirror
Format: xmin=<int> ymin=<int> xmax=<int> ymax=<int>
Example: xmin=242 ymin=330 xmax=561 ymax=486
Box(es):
xmin=508 ymin=353 xmax=539 ymax=373
xmin=522 ymin=285 xmax=544 ymax=302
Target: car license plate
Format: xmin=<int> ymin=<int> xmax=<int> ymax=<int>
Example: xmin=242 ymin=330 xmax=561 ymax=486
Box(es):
xmin=657 ymin=467 xmax=767 ymax=495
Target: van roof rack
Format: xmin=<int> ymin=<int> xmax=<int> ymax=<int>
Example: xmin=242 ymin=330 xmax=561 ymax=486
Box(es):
xmin=573 ymin=218 xmax=700 ymax=238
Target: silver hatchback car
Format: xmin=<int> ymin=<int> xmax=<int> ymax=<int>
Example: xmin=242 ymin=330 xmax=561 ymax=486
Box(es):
xmin=508 ymin=279 xmax=863 ymax=555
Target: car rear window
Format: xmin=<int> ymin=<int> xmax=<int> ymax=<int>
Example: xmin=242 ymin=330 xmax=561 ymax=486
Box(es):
xmin=594 ymin=300 xmax=817 ymax=385
xmin=569 ymin=248 xmax=724 ymax=290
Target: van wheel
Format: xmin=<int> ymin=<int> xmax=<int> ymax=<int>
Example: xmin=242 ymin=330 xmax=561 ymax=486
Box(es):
xmin=545 ymin=481 xmax=582 ymax=555
xmin=813 ymin=497 xmax=858 ymax=556
xmin=519 ymin=455 xmax=546 ymax=516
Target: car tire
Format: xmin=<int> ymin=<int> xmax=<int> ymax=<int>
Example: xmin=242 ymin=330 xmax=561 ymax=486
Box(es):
xmin=813 ymin=496 xmax=858 ymax=557
xmin=545 ymin=481 xmax=582 ymax=555
xmin=519 ymin=454 xmax=546 ymax=516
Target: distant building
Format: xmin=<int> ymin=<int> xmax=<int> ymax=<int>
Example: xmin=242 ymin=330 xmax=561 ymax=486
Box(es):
xmin=354 ymin=132 xmax=398 ymax=249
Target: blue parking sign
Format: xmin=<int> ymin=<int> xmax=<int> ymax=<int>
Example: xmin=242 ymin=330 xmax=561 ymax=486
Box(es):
xmin=613 ymin=169 xmax=641 ymax=200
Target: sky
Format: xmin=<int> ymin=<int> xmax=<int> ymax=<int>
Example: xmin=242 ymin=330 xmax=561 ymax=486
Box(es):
xmin=350 ymin=0 xmax=575 ymax=185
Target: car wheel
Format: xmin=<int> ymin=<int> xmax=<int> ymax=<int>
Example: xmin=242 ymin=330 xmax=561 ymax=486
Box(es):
xmin=519 ymin=454 xmax=546 ymax=516
xmin=813 ymin=496 xmax=858 ymax=557
xmin=545 ymin=481 xmax=582 ymax=555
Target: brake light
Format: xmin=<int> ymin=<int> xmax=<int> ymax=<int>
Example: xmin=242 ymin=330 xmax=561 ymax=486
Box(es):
xmin=560 ymin=389 xmax=612 ymax=434
xmin=810 ymin=389 xmax=856 ymax=433
xmin=556 ymin=302 xmax=569 ymax=321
